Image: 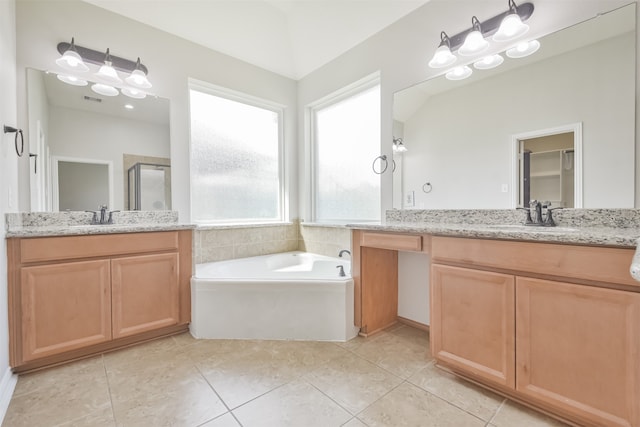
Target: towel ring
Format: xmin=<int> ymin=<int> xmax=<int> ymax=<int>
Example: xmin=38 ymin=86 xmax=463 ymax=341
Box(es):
xmin=3 ymin=125 xmax=24 ymax=157
xmin=422 ymin=182 xmax=433 ymax=193
xmin=372 ymin=155 xmax=388 ymax=174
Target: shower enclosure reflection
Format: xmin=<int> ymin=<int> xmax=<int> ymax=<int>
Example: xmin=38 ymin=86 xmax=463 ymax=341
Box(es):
xmin=127 ymin=162 xmax=172 ymax=211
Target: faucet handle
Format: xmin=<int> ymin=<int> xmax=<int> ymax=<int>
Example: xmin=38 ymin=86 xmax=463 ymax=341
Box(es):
xmin=516 ymin=207 xmax=533 ymax=225
xmin=84 ymin=210 xmax=99 ymax=225
xmin=107 ymin=210 xmax=120 ymax=225
xmin=543 ymin=207 xmax=563 ymax=227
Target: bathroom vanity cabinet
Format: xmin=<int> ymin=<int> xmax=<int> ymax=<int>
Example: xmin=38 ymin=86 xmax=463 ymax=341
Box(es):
xmin=7 ymin=230 xmax=192 ymax=372
xmin=353 ymin=229 xmax=640 ymax=427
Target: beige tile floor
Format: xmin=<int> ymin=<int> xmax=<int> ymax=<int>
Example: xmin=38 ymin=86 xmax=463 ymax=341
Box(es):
xmin=3 ymin=324 xmax=569 ymax=427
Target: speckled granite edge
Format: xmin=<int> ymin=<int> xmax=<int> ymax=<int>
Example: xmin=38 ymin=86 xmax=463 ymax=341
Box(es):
xmin=5 ymin=211 xmax=194 ymax=238
xmin=385 ymin=209 xmax=640 ymax=229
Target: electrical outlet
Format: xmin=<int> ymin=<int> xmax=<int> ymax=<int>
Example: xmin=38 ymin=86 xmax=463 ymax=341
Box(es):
xmin=405 ymin=191 xmax=415 ymax=207
xmin=501 ymin=184 xmax=508 ymax=193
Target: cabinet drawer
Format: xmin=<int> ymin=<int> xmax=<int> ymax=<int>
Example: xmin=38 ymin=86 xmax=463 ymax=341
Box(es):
xmin=432 ymin=236 xmax=637 ymax=288
xmin=360 ymin=232 xmax=423 ymax=252
xmin=19 ymin=232 xmax=180 ymax=263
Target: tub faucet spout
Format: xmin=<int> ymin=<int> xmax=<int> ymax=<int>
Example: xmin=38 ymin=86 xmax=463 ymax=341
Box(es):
xmin=338 ymin=250 xmax=351 ymax=258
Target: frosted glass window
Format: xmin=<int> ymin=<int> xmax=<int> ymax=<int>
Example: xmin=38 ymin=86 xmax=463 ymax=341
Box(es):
xmin=190 ymin=88 xmax=283 ymax=223
xmin=313 ymin=84 xmax=381 ymax=222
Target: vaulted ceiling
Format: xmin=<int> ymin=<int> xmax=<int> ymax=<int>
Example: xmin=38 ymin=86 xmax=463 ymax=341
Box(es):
xmin=82 ymin=0 xmax=430 ymax=80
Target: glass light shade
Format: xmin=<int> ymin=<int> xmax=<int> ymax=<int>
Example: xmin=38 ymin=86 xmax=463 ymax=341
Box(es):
xmin=121 ymin=87 xmax=147 ymax=99
xmin=428 ymin=45 xmax=457 ymax=69
xmin=55 ymin=50 xmax=89 ymax=73
xmin=458 ymin=31 xmax=489 ymax=56
xmin=395 ymin=141 xmax=408 ymax=153
xmin=492 ymin=13 xmax=529 ymax=42
xmin=506 ymin=39 xmax=540 ymax=58
xmin=125 ymin=69 xmax=152 ymax=89
xmin=95 ymin=61 xmax=122 ymax=84
xmin=56 ymin=74 xmax=88 ymax=86
xmin=473 ymin=54 xmax=504 ymax=70
xmin=91 ymin=83 xmax=118 ymax=97
xmin=445 ymin=65 xmax=473 ymax=81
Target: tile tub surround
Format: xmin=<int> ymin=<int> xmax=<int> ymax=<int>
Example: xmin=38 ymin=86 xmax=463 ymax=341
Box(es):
xmin=2 ymin=324 xmax=570 ymax=427
xmin=298 ymin=222 xmax=352 ymax=258
xmin=195 ymin=222 xmax=299 ymax=264
xmin=5 ymin=211 xmax=193 ymax=238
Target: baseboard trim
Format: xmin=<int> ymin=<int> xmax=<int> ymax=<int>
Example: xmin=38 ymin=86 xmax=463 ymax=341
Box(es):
xmin=397 ymin=316 xmax=430 ymax=333
xmin=0 ymin=367 xmax=17 ymax=424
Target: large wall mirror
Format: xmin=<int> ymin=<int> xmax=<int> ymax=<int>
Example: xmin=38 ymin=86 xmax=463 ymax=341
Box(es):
xmin=26 ymin=68 xmax=171 ymax=212
xmin=392 ymin=3 xmax=635 ymax=210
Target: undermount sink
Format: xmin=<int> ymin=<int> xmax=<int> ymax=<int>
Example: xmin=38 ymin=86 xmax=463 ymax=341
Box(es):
xmin=484 ymin=224 xmax=579 ymax=233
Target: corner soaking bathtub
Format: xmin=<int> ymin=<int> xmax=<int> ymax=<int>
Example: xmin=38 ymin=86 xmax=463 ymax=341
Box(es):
xmin=190 ymin=251 xmax=359 ymax=341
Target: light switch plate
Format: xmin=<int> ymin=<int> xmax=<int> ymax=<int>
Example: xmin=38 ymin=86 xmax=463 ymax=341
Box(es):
xmin=405 ymin=190 xmax=415 ymax=207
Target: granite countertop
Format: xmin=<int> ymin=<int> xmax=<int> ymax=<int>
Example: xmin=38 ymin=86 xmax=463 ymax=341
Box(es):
xmin=5 ymin=223 xmax=196 ymax=238
xmin=5 ymin=211 xmax=195 ymax=238
xmin=346 ymin=221 xmax=640 ymax=248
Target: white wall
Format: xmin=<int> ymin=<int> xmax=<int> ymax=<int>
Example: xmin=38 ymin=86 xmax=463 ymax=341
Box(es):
xmin=297 ymin=0 xmax=637 ymax=219
xmin=16 ymin=0 xmax=298 ymax=221
xmin=48 ymin=105 xmax=169 ymax=211
xmin=402 ymin=33 xmax=634 ymax=209
xmin=0 ymin=0 xmax=19 ymax=420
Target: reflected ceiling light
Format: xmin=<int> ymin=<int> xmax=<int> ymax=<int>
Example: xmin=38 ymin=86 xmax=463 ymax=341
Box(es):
xmin=446 ymin=65 xmax=473 ymax=81
xmin=506 ymin=39 xmax=540 ymax=58
xmin=493 ymin=0 xmax=530 ymax=42
xmin=95 ymin=49 xmax=123 ymax=84
xmin=125 ymin=58 xmax=152 ymax=89
xmin=55 ymin=38 xmax=89 ymax=73
xmin=91 ymin=83 xmax=118 ymax=97
xmin=474 ymin=54 xmax=504 ymax=70
xmin=458 ymin=17 xmax=489 ymax=56
xmin=428 ymin=32 xmax=457 ymax=69
xmin=56 ymin=74 xmax=88 ymax=86
xmin=124 ymin=104 xmax=134 ymax=110
xmin=393 ymin=137 xmax=408 ymax=153
xmin=121 ymin=87 xmax=146 ymax=99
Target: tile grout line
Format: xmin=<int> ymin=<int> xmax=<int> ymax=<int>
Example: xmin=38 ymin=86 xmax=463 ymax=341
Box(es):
xmin=101 ymin=354 xmax=118 ymax=427
xmin=485 ymin=398 xmax=507 ymax=426
xmin=193 ymin=364 xmax=245 ymax=427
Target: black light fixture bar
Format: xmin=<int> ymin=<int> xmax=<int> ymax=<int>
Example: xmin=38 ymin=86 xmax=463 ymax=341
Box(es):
xmin=445 ymin=2 xmax=534 ymax=51
xmin=57 ymin=42 xmax=149 ymax=75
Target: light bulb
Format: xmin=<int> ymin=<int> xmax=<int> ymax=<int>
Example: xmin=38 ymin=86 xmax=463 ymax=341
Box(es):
xmin=473 ymin=54 xmax=504 ymax=70
xmin=56 ymin=50 xmax=89 ymax=73
xmin=429 ymin=45 xmax=457 ymax=69
xmin=91 ymin=83 xmax=118 ymax=97
xmin=506 ymin=40 xmax=540 ymax=58
xmin=95 ymin=61 xmax=122 ymax=84
xmin=56 ymin=74 xmax=88 ymax=86
xmin=493 ymin=13 xmax=529 ymax=42
xmin=445 ymin=65 xmax=473 ymax=81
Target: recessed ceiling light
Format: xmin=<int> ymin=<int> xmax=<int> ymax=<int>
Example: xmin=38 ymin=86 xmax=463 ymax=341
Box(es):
xmin=124 ymin=104 xmax=134 ymax=110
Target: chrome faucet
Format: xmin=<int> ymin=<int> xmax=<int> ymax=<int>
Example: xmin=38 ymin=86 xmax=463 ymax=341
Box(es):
xmin=518 ymin=200 xmax=561 ymax=227
xmin=85 ymin=205 xmax=119 ymax=225
xmin=338 ymin=249 xmax=351 ymax=258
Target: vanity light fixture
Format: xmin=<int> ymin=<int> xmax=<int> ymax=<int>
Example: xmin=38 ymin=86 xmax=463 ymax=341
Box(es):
xmin=506 ymin=39 xmax=540 ymax=58
xmin=428 ymin=1 xmax=534 ymax=69
xmin=55 ymin=38 xmax=89 ymax=73
xmin=493 ymin=0 xmax=530 ymax=42
xmin=446 ymin=65 xmax=473 ymax=81
xmin=428 ymin=32 xmax=457 ymax=68
xmin=54 ymin=38 xmax=152 ymax=98
xmin=393 ymin=137 xmax=408 ymax=153
xmin=473 ymin=53 xmax=504 ymax=70
xmin=458 ymin=16 xmax=489 ymax=56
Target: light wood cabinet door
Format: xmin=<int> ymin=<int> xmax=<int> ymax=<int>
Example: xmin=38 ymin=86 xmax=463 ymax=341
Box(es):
xmin=360 ymin=247 xmax=398 ymax=335
xmin=431 ymin=264 xmax=515 ymax=388
xmin=111 ymin=253 xmax=180 ymax=339
xmin=516 ymin=278 xmax=640 ymax=427
xmin=20 ymin=260 xmax=111 ymax=362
